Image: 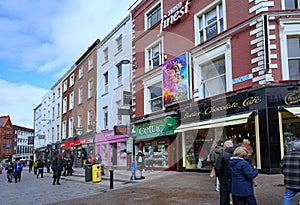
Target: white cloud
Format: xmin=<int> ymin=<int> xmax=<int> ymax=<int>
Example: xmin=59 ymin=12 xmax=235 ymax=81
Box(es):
xmin=0 ymin=79 xmax=47 ymax=128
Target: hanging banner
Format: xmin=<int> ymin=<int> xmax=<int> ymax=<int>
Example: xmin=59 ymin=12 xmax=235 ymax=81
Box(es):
xmin=163 ymin=52 xmax=189 ymax=106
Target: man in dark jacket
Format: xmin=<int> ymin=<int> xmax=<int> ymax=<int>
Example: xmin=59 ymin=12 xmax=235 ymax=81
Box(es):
xmin=36 ymin=159 xmax=45 ymax=179
xmin=51 ymin=154 xmax=64 ymax=185
xmin=280 ymin=140 xmax=300 ymax=205
xmin=215 ymin=140 xmax=235 ymax=205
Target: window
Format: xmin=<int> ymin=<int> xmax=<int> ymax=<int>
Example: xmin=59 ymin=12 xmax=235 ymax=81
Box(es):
xmin=88 ymin=110 xmax=93 ymax=130
xmin=70 ymin=73 xmax=74 ymax=87
xmin=104 ymin=72 xmax=108 ymax=93
xmin=103 ymin=47 xmax=108 ymax=62
xmin=62 ymin=121 xmax=66 ymax=139
xmin=116 ymin=35 xmax=122 ymax=52
xmin=287 ymin=36 xmax=300 ymax=79
xmin=52 ymin=92 xmax=55 ymax=102
xmin=147 ymin=4 xmax=161 ymax=29
xmin=63 ymin=97 xmax=67 ymax=114
xmin=284 ymin=0 xmax=300 ymax=9
xmin=68 ymin=118 xmax=74 ymax=138
xmin=149 ymin=83 xmax=163 ymax=112
xmin=78 ymin=115 xmax=82 ymax=128
xmin=57 ymin=88 xmax=61 ymax=98
xmin=147 ymin=42 xmax=162 ymax=69
xmin=57 ymin=103 xmax=60 ymax=117
xmin=57 ymin=125 xmax=60 ymax=141
xmin=78 ymin=87 xmax=83 ymax=104
xmin=88 ymin=79 xmax=93 ymax=98
xmin=63 ymin=81 xmax=67 ymax=92
xmin=201 ymin=57 xmax=226 ymax=98
xmin=103 ymin=106 xmax=108 ymax=129
xmin=197 ymin=3 xmax=224 ymax=44
xmin=69 ymin=92 xmax=74 ymax=110
xmin=117 ymin=64 xmax=122 ymax=85
xmin=79 ymin=67 xmax=83 ymax=79
xmin=88 ymin=58 xmax=94 ymax=71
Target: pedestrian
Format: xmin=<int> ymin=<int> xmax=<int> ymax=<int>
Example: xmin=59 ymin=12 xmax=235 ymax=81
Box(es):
xmin=14 ymin=158 xmax=24 ymax=183
xmin=242 ymin=138 xmax=257 ymax=187
xmin=37 ymin=159 xmax=45 ymax=179
xmin=51 ymin=153 xmax=64 ymax=185
xmin=215 ymin=140 xmax=235 ymax=205
xmin=210 ymin=140 xmax=224 ymax=192
xmin=5 ymin=161 xmax=14 ymax=183
xmin=130 ymin=161 xmax=136 ymax=180
xmin=280 ymin=139 xmax=300 ymax=205
xmin=147 ymin=146 xmax=154 ymax=171
xmin=28 ymin=159 xmax=33 ymax=173
xmin=33 ymin=160 xmax=38 ymax=175
xmin=136 ymin=150 xmax=145 ymax=178
xmin=45 ymin=159 xmax=51 ymax=173
xmin=229 ymin=146 xmax=258 ymax=205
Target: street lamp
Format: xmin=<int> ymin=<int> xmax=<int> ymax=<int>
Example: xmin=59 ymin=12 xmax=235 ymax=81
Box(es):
xmin=120 ymin=59 xmax=136 ymax=160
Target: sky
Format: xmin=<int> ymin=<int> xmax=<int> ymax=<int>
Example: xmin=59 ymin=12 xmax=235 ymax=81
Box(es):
xmin=0 ymin=0 xmax=135 ymax=129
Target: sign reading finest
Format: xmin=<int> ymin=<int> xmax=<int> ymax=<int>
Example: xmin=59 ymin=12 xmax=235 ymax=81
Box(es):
xmin=161 ymin=0 xmax=191 ymax=30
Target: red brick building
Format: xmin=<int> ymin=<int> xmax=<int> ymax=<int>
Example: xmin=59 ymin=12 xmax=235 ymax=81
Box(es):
xmin=0 ymin=116 xmax=15 ymax=161
xmin=130 ymin=0 xmax=300 ymax=173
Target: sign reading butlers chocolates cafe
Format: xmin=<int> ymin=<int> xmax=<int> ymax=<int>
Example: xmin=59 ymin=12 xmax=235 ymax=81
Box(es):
xmin=135 ymin=116 xmax=178 ymax=140
xmin=180 ymin=90 xmax=266 ymax=124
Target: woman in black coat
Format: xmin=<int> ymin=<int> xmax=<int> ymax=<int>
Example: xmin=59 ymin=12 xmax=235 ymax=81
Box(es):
xmin=51 ymin=154 xmax=64 ymax=185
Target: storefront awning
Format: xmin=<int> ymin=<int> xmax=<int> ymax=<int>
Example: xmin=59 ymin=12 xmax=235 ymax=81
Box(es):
xmin=175 ymin=112 xmax=254 ymax=133
xmin=284 ymin=107 xmax=300 ymax=117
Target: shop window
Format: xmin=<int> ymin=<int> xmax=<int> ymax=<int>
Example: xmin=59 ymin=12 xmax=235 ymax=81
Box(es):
xmin=143 ymin=140 xmax=168 ymax=168
xmin=284 ymin=0 xmax=300 ymax=9
xmin=196 ymin=3 xmax=224 ymax=44
xmin=146 ymin=3 xmax=161 ymax=29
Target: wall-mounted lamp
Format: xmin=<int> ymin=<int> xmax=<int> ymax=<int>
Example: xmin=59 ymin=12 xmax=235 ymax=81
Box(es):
xmin=120 ymin=59 xmax=136 ymax=67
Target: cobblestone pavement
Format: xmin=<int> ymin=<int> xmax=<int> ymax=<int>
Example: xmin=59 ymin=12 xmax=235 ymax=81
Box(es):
xmin=2 ymin=166 xmax=300 ymax=205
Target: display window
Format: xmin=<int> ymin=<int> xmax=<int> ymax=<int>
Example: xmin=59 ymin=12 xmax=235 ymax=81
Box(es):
xmin=143 ymin=140 xmax=168 ymax=168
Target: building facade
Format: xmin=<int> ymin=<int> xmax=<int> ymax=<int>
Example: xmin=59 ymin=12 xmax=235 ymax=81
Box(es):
xmin=0 ymin=116 xmax=15 ymax=162
xmin=12 ymin=125 xmax=34 ymax=161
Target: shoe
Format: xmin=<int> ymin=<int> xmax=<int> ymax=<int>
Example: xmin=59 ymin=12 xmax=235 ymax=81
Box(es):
xmin=53 ymin=183 xmax=55 ymax=185
xmin=57 ymin=183 xmax=61 ymax=185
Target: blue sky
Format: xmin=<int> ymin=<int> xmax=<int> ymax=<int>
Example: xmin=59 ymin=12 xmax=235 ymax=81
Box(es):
xmin=0 ymin=0 xmax=135 ymax=128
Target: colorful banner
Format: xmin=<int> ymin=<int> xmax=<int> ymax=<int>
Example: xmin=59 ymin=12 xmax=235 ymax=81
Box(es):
xmin=163 ymin=52 xmax=189 ymax=106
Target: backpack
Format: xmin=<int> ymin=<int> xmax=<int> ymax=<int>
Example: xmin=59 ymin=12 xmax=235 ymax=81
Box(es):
xmin=138 ymin=155 xmax=143 ymax=163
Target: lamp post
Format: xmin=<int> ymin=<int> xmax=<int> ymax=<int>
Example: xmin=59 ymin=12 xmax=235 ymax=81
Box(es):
xmin=120 ymin=59 xmax=136 ymax=160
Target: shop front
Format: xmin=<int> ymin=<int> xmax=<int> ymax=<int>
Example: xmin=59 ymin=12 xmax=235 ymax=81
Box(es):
xmin=175 ymin=84 xmax=300 ymax=174
xmin=73 ymin=135 xmax=95 ymax=167
xmin=94 ymin=130 xmax=128 ymax=168
xmin=133 ymin=114 xmax=178 ymax=171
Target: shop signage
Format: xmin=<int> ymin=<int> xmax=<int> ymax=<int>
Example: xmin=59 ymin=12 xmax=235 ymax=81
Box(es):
xmin=123 ymin=91 xmax=132 ymax=105
xmin=135 ymin=116 xmax=178 ymax=140
xmin=161 ymin=0 xmax=191 ymax=30
xmin=5 ymin=143 xmax=10 ymax=149
xmin=28 ymin=136 xmax=34 ymax=145
xmin=163 ymin=53 xmax=189 ymax=106
xmin=114 ymin=125 xmax=128 ymax=135
xmin=284 ymin=89 xmax=300 ymax=105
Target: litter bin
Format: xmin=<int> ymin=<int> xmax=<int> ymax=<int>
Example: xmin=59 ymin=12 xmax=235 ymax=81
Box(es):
xmin=92 ymin=164 xmax=101 ymax=183
xmin=85 ymin=164 xmax=92 ymax=182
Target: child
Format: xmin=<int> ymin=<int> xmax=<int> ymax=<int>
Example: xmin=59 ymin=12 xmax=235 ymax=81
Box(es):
xmin=130 ymin=161 xmax=136 ymax=180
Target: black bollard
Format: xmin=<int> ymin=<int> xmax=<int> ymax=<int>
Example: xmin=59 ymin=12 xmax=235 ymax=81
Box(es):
xmin=109 ymin=169 xmax=114 ymax=189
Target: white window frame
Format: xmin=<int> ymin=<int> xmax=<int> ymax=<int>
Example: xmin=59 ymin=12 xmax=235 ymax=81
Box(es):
xmin=63 ymin=80 xmax=67 ymax=92
xmin=103 ymin=106 xmax=108 ymax=129
xmin=145 ymin=39 xmax=163 ymax=71
xmin=280 ymin=20 xmax=300 ymax=80
xmin=103 ymin=47 xmax=108 ymax=63
xmin=194 ymin=0 xmax=226 ymax=45
xmin=78 ymin=115 xmax=82 ymax=128
xmin=79 ymin=67 xmax=83 ymax=79
xmin=88 ymin=58 xmax=94 ymax=71
xmin=143 ymin=71 xmax=163 ymax=114
xmin=62 ymin=120 xmax=66 ymax=139
xmin=193 ymin=39 xmax=232 ymax=100
xmin=68 ymin=117 xmax=74 ymax=138
xmin=104 ymin=72 xmax=108 ymax=94
xmin=88 ymin=79 xmax=93 ymax=98
xmin=69 ymin=91 xmax=74 ymax=110
xmin=145 ymin=2 xmax=161 ymax=30
xmin=116 ymin=35 xmax=122 ymax=53
xmin=70 ymin=73 xmax=74 ymax=87
xmin=63 ymin=97 xmax=67 ymax=114
xmin=87 ymin=110 xmax=93 ymax=130
xmin=117 ymin=64 xmax=122 ymax=86
xmin=78 ymin=87 xmax=83 ymax=104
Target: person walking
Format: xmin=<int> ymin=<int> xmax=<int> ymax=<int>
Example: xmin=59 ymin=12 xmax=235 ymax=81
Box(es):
xmin=215 ymin=140 xmax=235 ymax=205
xmin=51 ymin=154 xmax=64 ymax=185
xmin=210 ymin=140 xmax=224 ymax=192
xmin=5 ymin=161 xmax=14 ymax=183
xmin=36 ymin=159 xmax=45 ymax=179
xmin=136 ymin=150 xmax=145 ymax=179
xmin=45 ymin=159 xmax=51 ymax=173
xmin=280 ymin=140 xmax=300 ymax=205
xmin=130 ymin=161 xmax=136 ymax=181
xmin=147 ymin=146 xmax=154 ymax=171
xmin=33 ymin=160 xmax=38 ymax=175
xmin=229 ymin=146 xmax=258 ymax=205
xmin=14 ymin=159 xmax=24 ymax=183
xmin=28 ymin=159 xmax=33 ymax=173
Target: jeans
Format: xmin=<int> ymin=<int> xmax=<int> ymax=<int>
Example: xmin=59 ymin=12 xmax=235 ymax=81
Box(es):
xmin=232 ymin=195 xmax=257 ymax=205
xmin=282 ymin=188 xmax=300 ymax=205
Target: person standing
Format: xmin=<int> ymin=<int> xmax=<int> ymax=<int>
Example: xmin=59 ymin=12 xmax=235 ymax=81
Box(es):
xmin=51 ymin=154 xmax=64 ymax=185
xmin=147 ymin=146 xmax=154 ymax=171
xmin=14 ymin=159 xmax=24 ymax=183
xmin=130 ymin=161 xmax=136 ymax=181
xmin=280 ymin=140 xmax=300 ymax=205
xmin=45 ymin=159 xmax=51 ymax=173
xmin=215 ymin=140 xmax=235 ymax=205
xmin=37 ymin=159 xmax=45 ymax=179
xmin=229 ymin=146 xmax=258 ymax=205
xmin=33 ymin=160 xmax=38 ymax=175
xmin=210 ymin=141 xmax=224 ymax=192
xmin=28 ymin=159 xmax=33 ymax=173
xmin=136 ymin=150 xmax=145 ymax=179
xmin=5 ymin=161 xmax=14 ymax=183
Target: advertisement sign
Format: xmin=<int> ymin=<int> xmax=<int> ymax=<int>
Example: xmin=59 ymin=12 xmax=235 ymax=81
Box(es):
xmin=114 ymin=125 xmax=128 ymax=135
xmin=28 ymin=136 xmax=34 ymax=145
xmin=163 ymin=52 xmax=189 ymax=106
